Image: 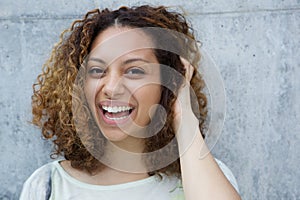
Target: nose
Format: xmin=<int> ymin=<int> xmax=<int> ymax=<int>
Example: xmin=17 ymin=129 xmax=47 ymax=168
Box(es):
xmin=101 ymin=72 xmax=125 ymax=99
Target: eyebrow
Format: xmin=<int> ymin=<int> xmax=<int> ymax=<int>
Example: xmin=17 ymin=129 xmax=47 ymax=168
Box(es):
xmin=122 ymin=58 xmax=150 ymax=65
xmin=87 ymin=57 xmax=106 ymax=64
xmin=88 ymin=57 xmax=150 ymax=65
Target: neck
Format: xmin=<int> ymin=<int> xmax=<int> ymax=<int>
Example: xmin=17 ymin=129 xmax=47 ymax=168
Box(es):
xmin=101 ymin=138 xmax=148 ymax=173
xmin=60 ymin=136 xmax=151 ymax=185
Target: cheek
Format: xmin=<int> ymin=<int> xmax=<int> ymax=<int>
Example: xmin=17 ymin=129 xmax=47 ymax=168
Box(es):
xmin=136 ymin=85 xmax=161 ymax=108
xmin=84 ymin=79 xmax=99 ymax=105
xmin=133 ymin=86 xmax=161 ymax=127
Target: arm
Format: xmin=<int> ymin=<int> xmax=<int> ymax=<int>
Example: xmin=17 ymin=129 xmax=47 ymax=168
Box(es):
xmin=174 ymin=58 xmax=241 ymax=200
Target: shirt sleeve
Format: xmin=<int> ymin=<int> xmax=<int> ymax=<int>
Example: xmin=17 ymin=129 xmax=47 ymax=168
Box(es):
xmin=19 ymin=163 xmax=53 ymax=200
xmin=215 ymin=158 xmax=240 ymax=193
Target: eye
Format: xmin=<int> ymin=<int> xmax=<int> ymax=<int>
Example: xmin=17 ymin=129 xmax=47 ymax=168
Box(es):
xmin=126 ymin=67 xmax=145 ymax=75
xmin=88 ymin=67 xmax=106 ymax=78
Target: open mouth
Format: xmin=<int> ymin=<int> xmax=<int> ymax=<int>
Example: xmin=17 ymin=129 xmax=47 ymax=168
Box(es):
xmin=99 ymin=104 xmax=134 ymax=123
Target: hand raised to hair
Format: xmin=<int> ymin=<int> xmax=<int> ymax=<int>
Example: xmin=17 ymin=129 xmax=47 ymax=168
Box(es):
xmin=172 ymin=57 xmax=199 ymax=137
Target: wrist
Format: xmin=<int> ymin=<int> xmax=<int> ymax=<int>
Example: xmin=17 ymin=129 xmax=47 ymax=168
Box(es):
xmin=175 ymin=114 xmax=200 ymax=151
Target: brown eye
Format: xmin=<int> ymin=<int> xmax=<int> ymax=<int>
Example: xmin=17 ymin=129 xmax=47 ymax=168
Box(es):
xmin=126 ymin=67 xmax=145 ymax=75
xmin=88 ymin=67 xmax=106 ymax=78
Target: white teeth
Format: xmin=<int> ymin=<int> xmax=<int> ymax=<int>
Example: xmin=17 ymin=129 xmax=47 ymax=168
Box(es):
xmin=105 ymin=115 xmax=128 ymax=120
xmin=102 ymin=105 xmax=133 ymax=113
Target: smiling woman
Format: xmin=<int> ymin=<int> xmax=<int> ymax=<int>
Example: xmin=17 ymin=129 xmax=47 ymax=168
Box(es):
xmin=20 ymin=5 xmax=241 ymax=200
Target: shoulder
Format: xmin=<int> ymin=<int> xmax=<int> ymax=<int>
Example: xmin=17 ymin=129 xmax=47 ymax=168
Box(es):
xmin=19 ymin=161 xmax=57 ymax=200
xmin=215 ymin=158 xmax=240 ymax=193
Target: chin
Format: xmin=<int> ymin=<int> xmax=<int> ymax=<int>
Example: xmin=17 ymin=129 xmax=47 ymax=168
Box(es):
xmin=100 ymin=128 xmax=129 ymax=142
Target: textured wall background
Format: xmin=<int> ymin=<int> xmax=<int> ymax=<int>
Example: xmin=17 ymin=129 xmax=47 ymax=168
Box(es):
xmin=0 ymin=0 xmax=299 ymax=199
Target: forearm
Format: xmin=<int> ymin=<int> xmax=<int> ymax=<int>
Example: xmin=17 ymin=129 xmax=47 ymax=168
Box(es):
xmin=177 ymin=120 xmax=241 ymax=200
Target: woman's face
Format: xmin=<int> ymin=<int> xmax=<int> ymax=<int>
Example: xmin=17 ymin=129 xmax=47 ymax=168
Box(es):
xmin=84 ymin=27 xmax=162 ymax=142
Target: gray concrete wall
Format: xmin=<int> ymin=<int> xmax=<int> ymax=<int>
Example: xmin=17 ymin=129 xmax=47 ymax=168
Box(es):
xmin=0 ymin=0 xmax=299 ymax=199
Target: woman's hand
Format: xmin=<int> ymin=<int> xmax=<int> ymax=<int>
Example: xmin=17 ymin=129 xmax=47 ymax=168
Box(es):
xmin=173 ymin=57 xmax=199 ymax=145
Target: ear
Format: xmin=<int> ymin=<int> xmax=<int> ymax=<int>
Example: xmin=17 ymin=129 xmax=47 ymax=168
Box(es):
xmin=180 ymin=57 xmax=194 ymax=82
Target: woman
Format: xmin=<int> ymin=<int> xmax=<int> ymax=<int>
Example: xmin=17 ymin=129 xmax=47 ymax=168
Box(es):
xmin=20 ymin=5 xmax=241 ymax=200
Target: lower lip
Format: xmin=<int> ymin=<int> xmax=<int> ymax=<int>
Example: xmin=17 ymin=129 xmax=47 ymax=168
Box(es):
xmin=98 ymin=108 xmax=133 ymax=126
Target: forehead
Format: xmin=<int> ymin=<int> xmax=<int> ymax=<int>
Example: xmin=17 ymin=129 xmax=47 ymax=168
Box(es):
xmin=91 ymin=27 xmax=154 ymax=48
xmin=90 ymin=27 xmax=155 ymax=59
xmin=88 ymin=27 xmax=158 ymax=64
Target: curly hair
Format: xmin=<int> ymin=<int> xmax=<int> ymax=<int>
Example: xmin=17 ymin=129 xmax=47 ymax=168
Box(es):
xmin=32 ymin=5 xmax=207 ymax=177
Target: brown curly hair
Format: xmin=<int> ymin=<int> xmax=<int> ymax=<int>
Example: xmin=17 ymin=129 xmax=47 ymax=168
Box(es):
xmin=32 ymin=5 xmax=207 ymax=177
